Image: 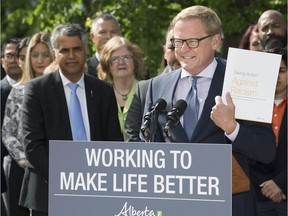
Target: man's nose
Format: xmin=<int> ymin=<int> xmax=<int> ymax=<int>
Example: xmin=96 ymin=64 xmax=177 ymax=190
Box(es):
xmin=68 ymin=50 xmax=75 ymax=58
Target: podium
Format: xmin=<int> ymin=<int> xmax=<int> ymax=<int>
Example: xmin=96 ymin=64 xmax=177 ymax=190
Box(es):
xmin=49 ymin=141 xmax=232 ymax=216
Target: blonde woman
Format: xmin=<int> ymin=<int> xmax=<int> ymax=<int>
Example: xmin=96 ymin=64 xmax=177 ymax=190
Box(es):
xmin=2 ymin=32 xmax=53 ymax=216
xmin=98 ymin=36 xmax=145 ymax=138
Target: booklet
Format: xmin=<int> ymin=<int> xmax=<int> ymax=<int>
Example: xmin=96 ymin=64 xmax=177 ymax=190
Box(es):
xmin=222 ymin=48 xmax=281 ymax=123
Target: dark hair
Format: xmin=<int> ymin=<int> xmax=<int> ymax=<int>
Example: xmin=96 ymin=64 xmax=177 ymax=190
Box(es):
xmin=16 ymin=37 xmax=30 ymax=56
xmin=91 ymin=12 xmax=121 ymax=33
xmin=263 ymin=36 xmax=287 ymax=66
xmin=1 ymin=38 xmax=21 ymax=56
xmin=263 ymin=36 xmax=286 ymax=52
xmin=264 ymin=46 xmax=287 ymax=66
xmin=238 ymin=24 xmax=258 ymax=50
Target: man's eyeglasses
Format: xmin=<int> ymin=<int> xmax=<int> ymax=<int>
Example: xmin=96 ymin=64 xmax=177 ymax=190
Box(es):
xmin=171 ymin=35 xmax=212 ymax=49
xmin=111 ymin=55 xmax=132 ymax=64
xmin=167 ymin=45 xmax=175 ymax=50
xmin=2 ymin=53 xmax=18 ymax=62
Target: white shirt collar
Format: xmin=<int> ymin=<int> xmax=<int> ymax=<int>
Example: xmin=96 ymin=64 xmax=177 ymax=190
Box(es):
xmin=95 ymin=52 xmax=100 ymax=61
xmin=6 ymin=75 xmax=18 ymax=86
xmin=59 ymin=70 xmax=85 ymax=89
xmin=180 ymin=58 xmax=218 ymax=79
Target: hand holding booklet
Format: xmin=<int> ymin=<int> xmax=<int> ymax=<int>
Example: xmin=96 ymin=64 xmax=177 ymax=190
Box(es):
xmin=222 ymin=48 xmax=281 ymax=123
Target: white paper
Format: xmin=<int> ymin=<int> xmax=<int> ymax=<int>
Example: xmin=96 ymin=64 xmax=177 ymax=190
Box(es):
xmin=222 ymin=48 xmax=281 ymax=123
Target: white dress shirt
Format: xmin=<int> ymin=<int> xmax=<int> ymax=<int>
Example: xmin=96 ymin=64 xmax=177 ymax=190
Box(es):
xmin=59 ymin=71 xmax=91 ymax=141
xmin=6 ymin=75 xmax=18 ymax=86
xmin=174 ymin=58 xmax=239 ymax=141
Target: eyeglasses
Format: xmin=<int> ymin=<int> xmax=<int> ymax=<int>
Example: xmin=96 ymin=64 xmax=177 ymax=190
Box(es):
xmin=111 ymin=55 xmax=132 ymax=64
xmin=171 ymin=35 xmax=212 ymax=49
xmin=167 ymin=44 xmax=175 ymax=50
xmin=2 ymin=53 xmax=18 ymax=62
xmin=30 ymin=52 xmax=51 ymax=59
xmin=18 ymin=55 xmax=26 ymax=61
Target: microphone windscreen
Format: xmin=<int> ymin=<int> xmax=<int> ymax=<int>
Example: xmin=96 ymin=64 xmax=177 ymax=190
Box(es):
xmin=154 ymin=98 xmax=167 ymax=112
xmin=173 ymin=99 xmax=187 ymax=116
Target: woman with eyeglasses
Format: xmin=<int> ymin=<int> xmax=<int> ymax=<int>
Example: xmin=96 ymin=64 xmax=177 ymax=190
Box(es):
xmin=2 ymin=32 xmax=53 ymax=216
xmin=98 ymin=36 xmax=146 ymax=139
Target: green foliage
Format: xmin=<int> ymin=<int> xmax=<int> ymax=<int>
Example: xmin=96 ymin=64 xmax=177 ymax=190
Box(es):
xmin=1 ymin=0 xmax=287 ymax=78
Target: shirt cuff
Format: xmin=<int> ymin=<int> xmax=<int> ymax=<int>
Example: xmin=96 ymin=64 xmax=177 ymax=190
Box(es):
xmin=225 ymin=122 xmax=240 ymax=142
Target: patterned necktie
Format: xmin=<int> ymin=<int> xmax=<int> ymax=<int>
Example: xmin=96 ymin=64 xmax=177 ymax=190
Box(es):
xmin=183 ymin=76 xmax=200 ymax=140
xmin=67 ymin=83 xmax=87 ymax=141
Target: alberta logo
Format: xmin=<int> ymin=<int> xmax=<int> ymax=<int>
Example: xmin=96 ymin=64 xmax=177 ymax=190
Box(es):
xmin=114 ymin=202 xmax=162 ymax=216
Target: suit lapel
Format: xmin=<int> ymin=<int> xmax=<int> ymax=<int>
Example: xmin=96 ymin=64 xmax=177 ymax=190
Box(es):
xmin=156 ymin=70 xmax=188 ymax=142
xmin=157 ymin=69 xmax=181 ymax=111
xmin=84 ymin=75 xmax=96 ymax=139
xmin=279 ymin=105 xmax=287 ymax=145
xmin=89 ymin=56 xmax=99 ymax=70
xmin=51 ymin=71 xmax=73 ymax=138
xmin=192 ymin=59 xmax=226 ymax=140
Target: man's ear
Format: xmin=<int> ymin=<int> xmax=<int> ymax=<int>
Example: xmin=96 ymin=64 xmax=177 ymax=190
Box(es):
xmin=90 ymin=32 xmax=96 ymax=42
xmin=212 ymin=34 xmax=222 ymax=50
xmin=163 ymin=45 xmax=167 ymax=59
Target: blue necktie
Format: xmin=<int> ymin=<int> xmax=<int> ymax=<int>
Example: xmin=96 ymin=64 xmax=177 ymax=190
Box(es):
xmin=184 ymin=76 xmax=200 ymax=140
xmin=68 ymin=83 xmax=87 ymax=141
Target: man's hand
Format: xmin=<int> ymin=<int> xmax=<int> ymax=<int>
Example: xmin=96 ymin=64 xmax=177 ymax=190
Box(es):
xmin=210 ymin=92 xmax=237 ymax=134
xmin=260 ymin=180 xmax=287 ymax=202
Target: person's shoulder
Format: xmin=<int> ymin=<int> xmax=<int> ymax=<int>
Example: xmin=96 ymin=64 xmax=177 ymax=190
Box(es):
xmin=85 ymin=74 xmax=111 ymax=89
xmin=34 ymin=70 xmax=57 ymax=82
xmin=86 ymin=55 xmax=95 ymax=61
xmin=86 ymin=55 xmax=98 ymax=65
xmin=0 ymin=77 xmax=12 ymax=92
xmin=0 ymin=76 xmax=7 ymax=82
xmin=153 ymin=68 xmax=181 ymax=82
xmin=27 ymin=70 xmax=59 ymax=89
xmin=0 ymin=76 xmax=8 ymax=86
xmin=215 ymin=57 xmax=227 ymax=65
xmin=138 ymin=79 xmax=151 ymax=87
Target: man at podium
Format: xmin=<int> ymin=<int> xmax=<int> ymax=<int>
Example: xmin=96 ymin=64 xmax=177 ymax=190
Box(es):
xmin=142 ymin=5 xmax=276 ymax=216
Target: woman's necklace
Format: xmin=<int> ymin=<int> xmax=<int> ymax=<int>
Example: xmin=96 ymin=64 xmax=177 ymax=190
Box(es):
xmin=113 ymin=85 xmax=132 ymax=101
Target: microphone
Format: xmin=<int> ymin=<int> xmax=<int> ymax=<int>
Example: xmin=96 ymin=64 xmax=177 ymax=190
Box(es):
xmin=141 ymin=98 xmax=167 ymax=140
xmin=164 ymin=99 xmax=187 ymax=135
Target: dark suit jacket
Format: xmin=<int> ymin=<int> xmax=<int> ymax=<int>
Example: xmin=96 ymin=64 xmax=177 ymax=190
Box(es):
xmin=86 ymin=55 xmax=99 ymax=78
xmin=20 ymin=71 xmax=123 ymax=212
xmin=1 ymin=76 xmax=11 ymax=193
xmin=125 ymin=79 xmax=150 ymax=141
xmin=143 ymin=58 xmax=277 ymax=216
xmin=125 ymin=66 xmax=174 ymax=142
xmin=249 ymin=105 xmax=287 ymax=202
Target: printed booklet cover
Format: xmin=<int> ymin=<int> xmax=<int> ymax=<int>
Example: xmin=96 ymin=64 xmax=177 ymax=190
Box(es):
xmin=222 ymin=48 xmax=281 ymax=123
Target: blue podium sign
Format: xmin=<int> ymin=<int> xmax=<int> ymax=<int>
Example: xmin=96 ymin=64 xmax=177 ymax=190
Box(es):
xmin=49 ymin=141 xmax=232 ymax=216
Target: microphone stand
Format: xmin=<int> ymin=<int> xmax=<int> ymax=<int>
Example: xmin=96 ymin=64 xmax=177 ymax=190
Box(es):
xmin=146 ymin=109 xmax=157 ymax=142
xmin=164 ymin=128 xmax=174 ymax=143
xmin=141 ymin=109 xmax=161 ymax=142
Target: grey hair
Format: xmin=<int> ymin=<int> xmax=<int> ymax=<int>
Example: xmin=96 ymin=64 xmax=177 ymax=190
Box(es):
xmin=51 ymin=23 xmax=87 ymax=49
xmin=91 ymin=13 xmax=121 ymax=33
